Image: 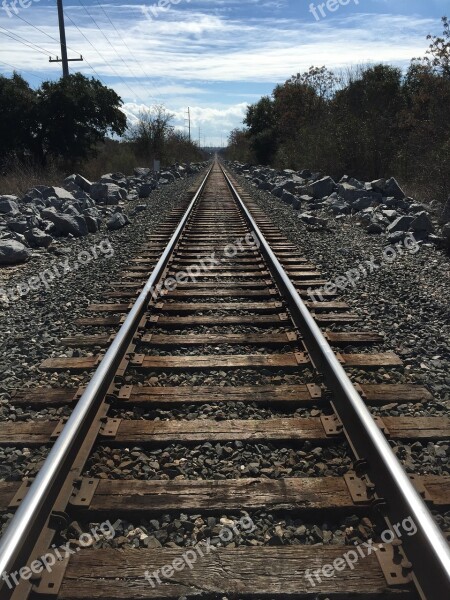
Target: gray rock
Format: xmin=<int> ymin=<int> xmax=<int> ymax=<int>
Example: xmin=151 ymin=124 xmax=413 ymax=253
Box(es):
xmin=387 ymin=231 xmax=407 ymax=244
xmin=298 ymin=213 xmax=328 ymax=227
xmin=90 ymin=183 xmax=127 ymax=204
xmin=409 ymin=203 xmax=427 ymax=213
xmin=64 ymin=174 xmax=92 ymax=193
xmin=84 ymin=215 xmax=101 ymax=233
xmin=281 ymin=190 xmax=296 ymax=205
xmin=41 ymin=209 xmax=88 ymax=237
xmin=258 ymin=181 xmax=272 ymax=191
xmin=386 ymin=216 xmax=415 ymax=233
xmin=329 ymin=199 xmax=350 ymax=215
xmin=271 ymin=185 xmax=285 ymax=198
xmin=0 ymin=197 xmax=19 ymax=215
xmin=42 ymin=186 xmax=75 ymax=202
xmin=382 ymin=209 xmax=398 ymax=221
xmin=160 ymin=171 xmax=175 ymax=183
xmin=367 ymin=222 xmax=384 ymax=234
xmin=106 ymin=213 xmax=130 ymax=230
xmin=134 ymin=167 xmax=152 ymax=178
xmin=24 ymin=228 xmax=53 ymax=248
xmin=410 ymin=211 xmax=434 ymax=234
xmin=7 ymin=220 xmax=28 ymax=234
xmin=138 ymin=182 xmax=156 ymax=198
xmin=307 ymin=176 xmax=336 ymax=199
xmin=371 ymin=177 xmax=405 ymax=199
xmin=441 ymin=223 xmax=450 ymax=248
xmin=130 ymin=205 xmax=147 ymax=216
xmin=338 ymin=183 xmax=382 ymax=204
xmin=0 ymin=240 xmax=31 ymax=264
xmin=63 ymin=205 xmax=81 ymax=217
xmin=352 ymin=197 xmax=373 ymax=211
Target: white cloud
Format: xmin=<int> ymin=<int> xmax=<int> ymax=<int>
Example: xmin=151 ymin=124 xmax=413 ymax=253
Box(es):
xmin=0 ymin=3 xmax=440 ymax=144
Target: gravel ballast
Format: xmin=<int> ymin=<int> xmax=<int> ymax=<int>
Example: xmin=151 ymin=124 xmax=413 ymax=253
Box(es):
xmin=230 ymin=169 xmax=450 ymax=414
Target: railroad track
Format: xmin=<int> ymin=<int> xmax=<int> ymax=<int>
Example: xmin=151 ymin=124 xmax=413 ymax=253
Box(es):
xmin=0 ymin=160 xmax=449 ymax=599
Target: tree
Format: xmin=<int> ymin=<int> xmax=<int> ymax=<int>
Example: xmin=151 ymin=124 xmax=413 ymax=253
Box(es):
xmin=0 ymin=73 xmax=36 ymax=165
xmin=244 ymin=96 xmax=278 ymax=164
xmin=226 ymin=128 xmax=253 ymax=162
xmin=333 ymin=64 xmax=405 ymax=178
xmin=424 ymin=16 xmax=450 ymax=78
xmin=127 ymin=104 xmax=174 ymax=163
xmin=33 ymin=73 xmax=126 ymax=165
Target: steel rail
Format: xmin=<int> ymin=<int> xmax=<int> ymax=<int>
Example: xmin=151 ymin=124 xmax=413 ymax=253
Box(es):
xmin=0 ymin=164 xmax=213 ymax=594
xmin=220 ymin=163 xmax=450 ymax=600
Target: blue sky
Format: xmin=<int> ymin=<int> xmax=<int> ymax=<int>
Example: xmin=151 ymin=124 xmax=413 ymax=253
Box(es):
xmin=0 ymin=0 xmax=448 ymax=145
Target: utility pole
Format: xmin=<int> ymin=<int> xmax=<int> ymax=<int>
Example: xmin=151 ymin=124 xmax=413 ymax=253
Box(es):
xmin=188 ymin=107 xmax=191 ymax=142
xmin=49 ymin=0 xmax=83 ymax=77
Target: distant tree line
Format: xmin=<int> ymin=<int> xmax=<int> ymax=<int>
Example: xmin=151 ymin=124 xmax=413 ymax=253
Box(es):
xmin=0 ymin=73 xmax=127 ymax=169
xmin=0 ymin=72 xmax=203 ymax=177
xmin=226 ymin=17 xmax=450 ymax=200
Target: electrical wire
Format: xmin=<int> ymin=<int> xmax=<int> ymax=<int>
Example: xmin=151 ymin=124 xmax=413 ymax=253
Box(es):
xmin=76 ymin=0 xmax=149 ymax=104
xmin=0 ymin=59 xmax=44 ymax=82
xmin=93 ymin=0 xmax=162 ymax=102
xmin=0 ymin=27 xmax=53 ymax=57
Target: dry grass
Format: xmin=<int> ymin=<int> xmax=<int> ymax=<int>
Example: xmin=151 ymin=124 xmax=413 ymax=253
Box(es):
xmin=0 ymin=163 xmax=65 ymax=197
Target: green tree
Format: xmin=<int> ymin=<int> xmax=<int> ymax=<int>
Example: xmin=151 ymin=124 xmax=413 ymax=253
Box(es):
xmin=226 ymin=128 xmax=253 ymax=162
xmin=333 ymin=64 xmax=405 ymax=178
xmin=34 ymin=73 xmax=126 ymax=165
xmin=0 ymin=73 xmax=36 ymax=164
xmin=244 ymin=96 xmax=278 ymax=164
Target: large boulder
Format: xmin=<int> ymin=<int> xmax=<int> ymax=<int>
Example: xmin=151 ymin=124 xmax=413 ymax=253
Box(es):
xmin=41 ymin=209 xmax=88 ymax=237
xmin=64 ymin=174 xmax=92 ymax=193
xmin=24 ymin=228 xmax=53 ymax=248
xmin=138 ymin=182 xmax=157 ymax=198
xmin=0 ymin=196 xmax=20 ymax=215
xmin=106 ymin=213 xmax=130 ymax=230
xmin=306 ymin=176 xmax=336 ymax=199
xmin=90 ymin=183 xmax=127 ymax=204
xmin=329 ymin=199 xmax=350 ymax=215
xmin=7 ymin=220 xmax=28 ymax=234
xmin=338 ymin=183 xmax=382 ymax=204
xmin=352 ymin=197 xmax=374 ymax=211
xmin=160 ymin=171 xmax=176 ymax=183
xmin=410 ymin=211 xmax=434 ymax=234
xmin=42 ymin=186 xmax=75 ymax=202
xmin=371 ymin=177 xmax=405 ymax=200
xmin=0 ymin=240 xmax=31 ymax=264
xmin=386 ymin=216 xmax=414 ymax=234
xmin=367 ymin=222 xmax=384 ymax=234
xmin=281 ymin=190 xmax=296 ymax=205
xmin=258 ymin=181 xmax=272 ymax=192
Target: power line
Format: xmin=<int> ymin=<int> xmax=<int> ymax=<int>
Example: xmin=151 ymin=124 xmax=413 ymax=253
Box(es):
xmin=0 ymin=59 xmax=44 ymax=82
xmin=76 ymin=0 xmax=148 ymax=105
xmin=10 ymin=12 xmax=82 ymax=56
xmin=0 ymin=27 xmax=52 ymax=58
xmin=66 ymin=8 xmax=145 ymax=103
xmin=93 ymin=0 xmax=162 ymax=103
xmin=64 ymin=12 xmax=115 ymax=86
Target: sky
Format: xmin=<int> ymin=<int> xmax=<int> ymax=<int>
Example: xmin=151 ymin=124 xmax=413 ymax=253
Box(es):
xmin=0 ymin=0 xmax=448 ymax=146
